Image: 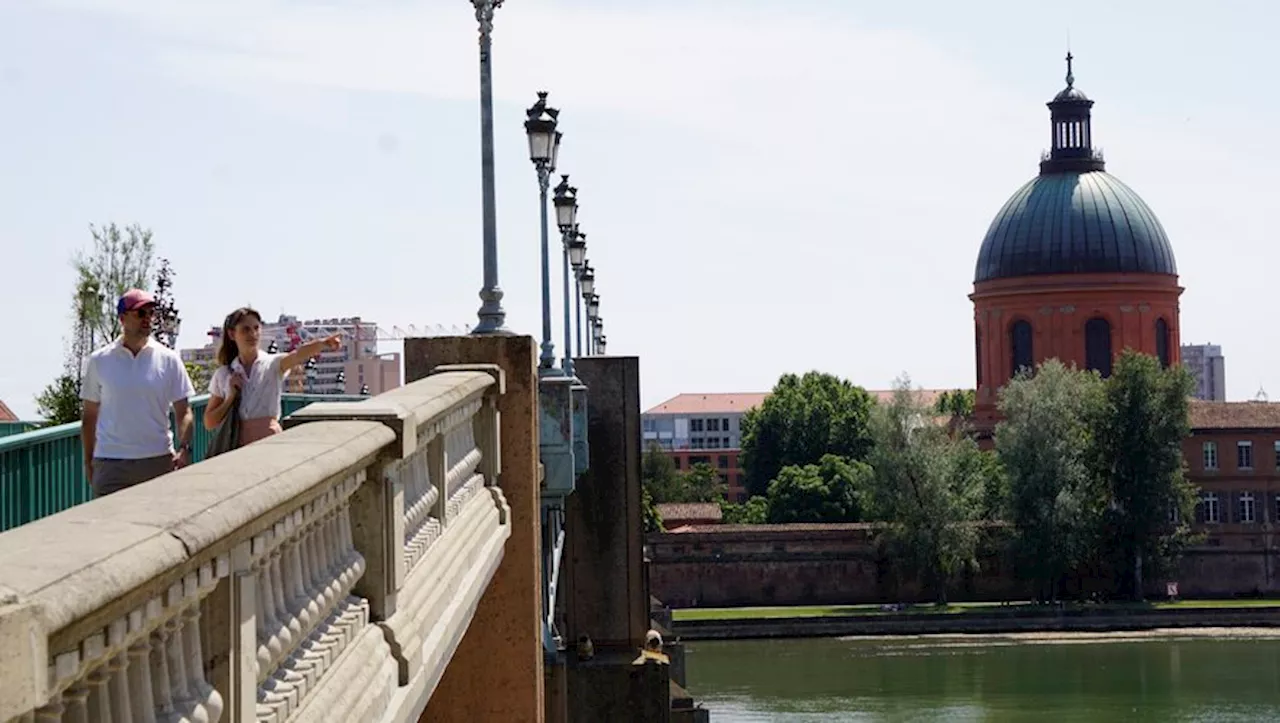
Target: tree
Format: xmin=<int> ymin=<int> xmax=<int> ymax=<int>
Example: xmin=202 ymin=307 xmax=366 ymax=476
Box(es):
xmin=151 ymin=258 xmax=181 ymax=349
xmin=722 ymin=495 xmax=770 ymax=525
xmin=1094 ymin=350 xmax=1198 ymax=600
xmin=641 ymin=444 xmax=725 ymax=504
xmin=643 ymin=488 xmax=664 ymax=533
xmin=740 ymin=371 xmax=875 ymax=497
xmin=35 ymin=375 xmax=82 ymax=426
xmin=680 ymin=463 xmax=727 ymax=504
xmin=765 ymin=454 xmax=870 ymax=524
xmin=996 ymin=360 xmax=1106 ymax=601
xmin=934 ymin=389 xmax=976 ymax=419
xmin=74 ymin=223 xmax=155 ymax=344
xmin=186 ymin=362 xmax=213 ymax=394
xmin=864 ymin=375 xmax=988 ymax=604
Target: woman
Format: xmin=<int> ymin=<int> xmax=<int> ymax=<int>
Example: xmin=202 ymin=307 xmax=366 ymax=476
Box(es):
xmin=204 ymin=307 xmax=343 ymax=446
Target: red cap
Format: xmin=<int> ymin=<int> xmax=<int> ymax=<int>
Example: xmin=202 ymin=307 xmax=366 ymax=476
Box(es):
xmin=117 ymin=289 xmax=156 ymax=314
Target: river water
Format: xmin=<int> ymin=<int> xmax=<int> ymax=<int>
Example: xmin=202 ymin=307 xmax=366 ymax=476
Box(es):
xmin=685 ymin=632 xmax=1280 ymax=722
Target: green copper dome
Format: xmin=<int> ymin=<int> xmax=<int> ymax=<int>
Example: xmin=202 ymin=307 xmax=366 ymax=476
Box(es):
xmin=973 ymin=56 xmax=1178 ymax=284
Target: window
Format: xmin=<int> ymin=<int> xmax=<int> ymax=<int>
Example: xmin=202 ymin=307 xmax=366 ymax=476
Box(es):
xmin=690 ymin=419 xmax=704 ymax=432
xmin=1155 ymin=318 xmax=1170 ymax=368
xmin=1274 ymin=441 xmax=1280 ymax=469
xmin=1238 ymin=441 xmax=1254 ymax=470
xmin=1203 ymin=442 xmax=1218 ymax=470
xmin=1240 ymin=492 xmax=1256 ymax=523
xmin=708 ymin=418 xmax=721 ymax=432
xmin=723 ymin=437 xmax=731 ymax=448
xmin=722 ymin=417 xmax=730 ymax=431
xmin=975 ymin=324 xmax=983 ymax=386
xmin=1009 ymin=320 xmax=1033 ymax=375
xmin=1203 ymin=492 xmax=1220 ymax=523
xmin=718 ymin=455 xmax=729 ymax=469
xmin=1085 ymin=318 xmax=1112 ymax=378
xmin=672 ymin=457 xmax=681 ymax=469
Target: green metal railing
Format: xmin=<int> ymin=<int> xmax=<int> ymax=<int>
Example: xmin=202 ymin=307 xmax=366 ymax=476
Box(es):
xmin=0 ymin=421 xmax=40 ymax=438
xmin=0 ymin=394 xmax=364 ymax=531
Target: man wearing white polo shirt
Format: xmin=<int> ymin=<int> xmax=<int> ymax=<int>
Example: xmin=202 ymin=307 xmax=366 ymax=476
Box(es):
xmin=81 ymin=288 xmax=196 ymax=497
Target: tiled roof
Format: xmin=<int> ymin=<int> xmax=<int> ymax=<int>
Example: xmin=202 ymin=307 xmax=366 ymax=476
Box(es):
xmin=655 ymin=503 xmax=723 ymax=523
xmin=644 ymin=393 xmax=769 ymax=416
xmin=643 ymin=389 xmax=950 ymax=416
xmin=0 ymin=399 xmax=17 ymax=422
xmin=1189 ymin=400 xmax=1280 ymax=430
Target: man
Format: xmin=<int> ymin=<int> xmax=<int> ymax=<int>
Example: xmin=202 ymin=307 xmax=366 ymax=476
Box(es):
xmin=81 ymin=288 xmax=196 ymax=497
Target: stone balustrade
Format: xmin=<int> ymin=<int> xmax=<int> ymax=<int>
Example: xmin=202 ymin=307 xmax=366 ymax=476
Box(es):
xmin=0 ymin=368 xmax=511 ymax=723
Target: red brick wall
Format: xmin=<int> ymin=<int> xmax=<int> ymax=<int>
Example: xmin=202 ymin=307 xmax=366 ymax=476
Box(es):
xmin=666 ymin=449 xmax=748 ymax=503
xmin=647 ymin=525 xmax=1279 ymax=607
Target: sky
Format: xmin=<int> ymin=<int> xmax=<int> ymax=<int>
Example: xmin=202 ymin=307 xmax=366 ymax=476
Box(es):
xmin=2 ymin=0 xmax=1277 ymax=419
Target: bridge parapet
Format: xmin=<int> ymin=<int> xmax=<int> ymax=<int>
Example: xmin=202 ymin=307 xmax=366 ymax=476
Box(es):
xmin=0 ymin=369 xmax=510 ymax=723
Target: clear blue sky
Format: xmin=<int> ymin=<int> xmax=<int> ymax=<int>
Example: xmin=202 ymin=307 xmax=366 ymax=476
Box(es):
xmin=2 ymin=0 xmax=1276 ymax=418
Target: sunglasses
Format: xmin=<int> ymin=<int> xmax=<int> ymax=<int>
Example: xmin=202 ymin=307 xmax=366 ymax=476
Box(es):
xmin=127 ymin=307 xmax=158 ymax=319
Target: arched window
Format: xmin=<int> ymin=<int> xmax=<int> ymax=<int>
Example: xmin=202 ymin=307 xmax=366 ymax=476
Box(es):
xmin=975 ymin=324 xmax=983 ymax=386
xmin=1085 ymin=317 xmax=1113 ymax=378
xmin=1009 ymin=320 xmax=1033 ymax=376
xmin=1155 ymin=318 xmax=1170 ymax=368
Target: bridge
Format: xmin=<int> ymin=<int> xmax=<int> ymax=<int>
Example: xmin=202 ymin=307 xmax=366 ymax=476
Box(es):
xmin=0 ymin=336 xmax=689 ymax=722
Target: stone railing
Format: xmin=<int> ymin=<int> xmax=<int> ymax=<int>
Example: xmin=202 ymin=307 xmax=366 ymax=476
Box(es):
xmin=0 ymin=368 xmax=510 ymax=723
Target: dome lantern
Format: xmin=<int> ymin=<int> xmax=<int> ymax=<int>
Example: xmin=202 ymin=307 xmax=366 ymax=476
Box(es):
xmin=1041 ymin=52 xmax=1106 ymax=174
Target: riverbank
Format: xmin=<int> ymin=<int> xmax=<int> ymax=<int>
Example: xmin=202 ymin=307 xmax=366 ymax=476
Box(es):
xmin=670 ymin=600 xmax=1280 ymax=640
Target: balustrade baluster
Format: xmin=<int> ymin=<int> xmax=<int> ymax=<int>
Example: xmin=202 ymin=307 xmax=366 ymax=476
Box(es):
xmin=34 ymin=698 xmax=65 ymax=722
xmin=106 ymin=652 xmax=131 ymax=723
xmin=127 ymin=636 xmax=157 ymax=723
xmin=148 ymin=628 xmax=174 ymax=717
xmin=86 ymin=666 xmax=112 ymax=723
xmin=164 ymin=586 xmax=192 ymax=708
xmin=181 ymin=603 xmax=221 ymax=723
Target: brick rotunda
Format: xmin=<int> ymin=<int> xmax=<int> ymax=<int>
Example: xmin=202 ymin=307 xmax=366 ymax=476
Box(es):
xmin=971 ymin=55 xmax=1182 ymax=440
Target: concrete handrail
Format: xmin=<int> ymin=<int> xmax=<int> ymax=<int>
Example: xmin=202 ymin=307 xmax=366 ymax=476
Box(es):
xmin=0 ymin=368 xmax=511 ymax=723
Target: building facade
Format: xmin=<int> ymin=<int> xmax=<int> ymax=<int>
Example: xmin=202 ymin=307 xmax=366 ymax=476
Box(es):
xmin=1182 ymin=343 xmax=1227 ymax=401
xmin=970 ymin=56 xmax=1181 ymax=439
xmin=182 ymin=314 xmax=402 ymax=396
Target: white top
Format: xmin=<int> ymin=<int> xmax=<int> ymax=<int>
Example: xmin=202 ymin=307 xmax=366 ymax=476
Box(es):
xmin=210 ymin=352 xmax=291 ymax=420
xmin=81 ymin=338 xmax=195 ymax=460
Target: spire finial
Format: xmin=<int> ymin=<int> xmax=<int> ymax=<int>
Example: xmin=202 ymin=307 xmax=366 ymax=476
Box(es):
xmin=1065 ymin=51 xmax=1075 ymax=88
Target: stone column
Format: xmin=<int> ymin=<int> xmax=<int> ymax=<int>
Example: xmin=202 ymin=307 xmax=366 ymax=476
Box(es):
xmin=563 ymin=356 xmax=647 ymax=651
xmin=407 ymin=336 xmax=543 ymax=723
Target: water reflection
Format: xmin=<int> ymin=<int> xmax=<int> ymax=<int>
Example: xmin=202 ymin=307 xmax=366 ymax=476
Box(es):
xmin=686 ymin=635 xmax=1280 ymax=722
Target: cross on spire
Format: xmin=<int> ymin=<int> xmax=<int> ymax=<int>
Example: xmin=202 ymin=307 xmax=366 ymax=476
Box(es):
xmin=1065 ymin=52 xmax=1075 ymax=88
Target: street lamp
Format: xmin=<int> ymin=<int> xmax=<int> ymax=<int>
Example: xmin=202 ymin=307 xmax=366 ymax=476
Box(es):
xmin=552 ymin=176 xmax=580 ymax=376
xmin=597 ymin=335 xmax=607 ymax=355
xmin=470 ymin=0 xmax=509 ymax=335
xmin=267 ymin=340 xmax=279 ymax=354
xmin=568 ymin=231 xmax=586 ymax=356
xmin=525 ymin=91 xmax=561 ymax=370
xmin=305 ymin=357 xmax=317 ymax=394
xmin=591 ymin=317 xmax=604 ymax=356
xmin=360 ymin=384 xmax=371 ymax=396
xmin=586 ymin=292 xmax=600 ymax=320
xmin=335 ymin=369 xmax=346 ymax=394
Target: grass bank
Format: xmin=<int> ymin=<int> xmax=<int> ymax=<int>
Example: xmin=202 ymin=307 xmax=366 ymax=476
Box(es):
xmin=671 ymin=599 xmax=1280 ymax=623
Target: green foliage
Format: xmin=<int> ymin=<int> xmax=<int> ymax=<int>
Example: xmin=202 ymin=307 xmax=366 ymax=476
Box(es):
xmin=74 ymin=223 xmax=155 ymax=343
xmin=740 ymin=371 xmax=875 ymax=497
xmin=641 ymin=443 xmax=726 ymax=504
xmin=934 ymin=389 xmax=976 ymax=419
xmin=722 ymin=495 xmax=770 ymax=525
xmin=764 ymin=454 xmax=870 ymax=524
xmin=186 ymin=362 xmax=212 ymax=395
xmin=864 ymin=375 xmax=988 ymax=604
xmin=151 ymin=258 xmax=181 ymax=349
xmin=35 ymin=375 xmax=82 ymax=426
xmin=997 ymin=359 xmax=1107 ymax=601
xmin=1094 ymin=350 xmax=1198 ymax=600
xmin=643 ymin=487 xmax=664 ymax=533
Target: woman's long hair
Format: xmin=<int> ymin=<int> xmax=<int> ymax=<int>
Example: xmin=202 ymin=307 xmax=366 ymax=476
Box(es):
xmin=216 ymin=307 xmax=263 ymax=367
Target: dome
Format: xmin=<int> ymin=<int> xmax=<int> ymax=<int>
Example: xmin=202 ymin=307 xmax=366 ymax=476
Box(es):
xmin=974 ymin=170 xmax=1177 ymax=283
xmin=973 ymin=55 xmax=1178 ymax=284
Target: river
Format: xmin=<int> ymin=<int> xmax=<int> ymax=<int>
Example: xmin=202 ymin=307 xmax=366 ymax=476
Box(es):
xmin=685 ymin=631 xmax=1280 ymax=722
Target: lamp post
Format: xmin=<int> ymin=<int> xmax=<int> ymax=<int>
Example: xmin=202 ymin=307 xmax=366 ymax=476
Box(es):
xmin=525 ymin=91 xmax=562 ymax=370
xmin=567 ymin=232 xmax=586 ymax=357
xmin=592 ymin=317 xmax=604 ymax=356
xmin=267 ymin=340 xmax=279 ymax=354
xmin=552 ymin=175 xmax=580 ymax=376
xmin=469 ymin=0 xmax=509 ymax=335
xmin=579 ymin=263 xmax=595 ymax=354
xmin=360 ymin=383 xmax=371 ymax=396
xmin=305 ymin=357 xmax=317 ymax=394
xmin=335 ymin=369 xmax=346 ymax=395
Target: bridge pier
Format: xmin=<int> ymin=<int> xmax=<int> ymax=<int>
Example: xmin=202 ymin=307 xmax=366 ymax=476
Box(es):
xmin=405 ymin=336 xmax=545 ymax=723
